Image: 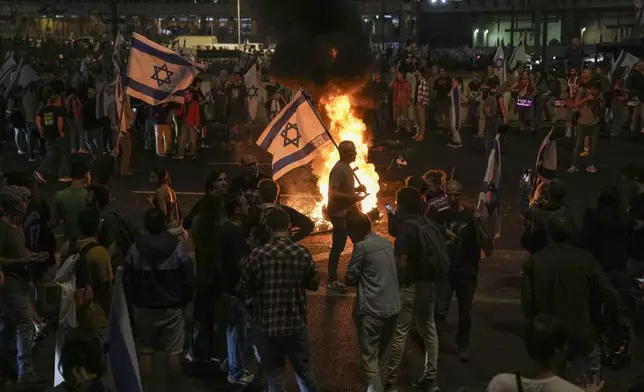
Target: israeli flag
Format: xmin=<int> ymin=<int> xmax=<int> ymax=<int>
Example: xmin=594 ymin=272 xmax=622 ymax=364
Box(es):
xmin=0 ymin=56 xmax=16 ymax=86
xmin=106 ymin=267 xmax=142 ymax=392
xmin=257 ymin=90 xmax=332 ymax=180
xmin=508 ymin=42 xmax=527 ymax=71
xmin=611 ymin=50 xmax=639 ymax=80
xmin=245 ymin=64 xmax=263 ymax=121
xmin=478 ymin=134 xmax=502 ymax=238
xmin=96 ymin=80 xmax=115 ymax=119
xmin=125 ymin=32 xmax=206 ymax=106
xmin=493 ymin=44 xmax=506 ymax=89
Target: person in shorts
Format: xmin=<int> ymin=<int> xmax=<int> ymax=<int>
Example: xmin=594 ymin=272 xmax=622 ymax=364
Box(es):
xmin=123 ymin=208 xmax=194 ymax=392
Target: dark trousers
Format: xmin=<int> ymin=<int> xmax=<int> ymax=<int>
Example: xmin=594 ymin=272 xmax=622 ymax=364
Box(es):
xmin=435 ymin=273 xmax=478 ymax=347
xmin=36 ymin=137 xmax=70 ymax=178
xmin=328 ymin=215 xmax=348 ymax=282
xmin=255 ymin=327 xmax=318 ymax=392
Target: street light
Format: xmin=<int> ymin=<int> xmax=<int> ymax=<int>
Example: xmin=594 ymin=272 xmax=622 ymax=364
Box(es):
xmin=474 ymin=28 xmax=479 ymax=46
xmin=441 ymin=0 xmax=447 ymax=3
xmin=581 ymin=27 xmax=586 ymax=44
xmin=484 ymin=29 xmax=489 ymax=46
xmin=430 ymin=0 xmax=437 ymax=3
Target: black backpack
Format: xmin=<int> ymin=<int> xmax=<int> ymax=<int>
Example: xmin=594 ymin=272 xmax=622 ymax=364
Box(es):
xmin=103 ymin=210 xmax=139 ymax=259
xmin=407 ymin=216 xmax=450 ymax=282
xmin=70 ymin=240 xmax=100 ymax=309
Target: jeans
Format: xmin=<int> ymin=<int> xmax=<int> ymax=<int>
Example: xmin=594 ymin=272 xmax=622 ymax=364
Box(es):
xmin=68 ymin=118 xmax=86 ymax=152
xmin=227 ymin=295 xmax=251 ymax=379
xmin=255 ymin=327 xmax=317 ymax=392
xmin=25 ymin=122 xmax=42 ymax=159
xmin=467 ymin=100 xmax=479 ymax=127
xmin=571 ymin=123 xmax=599 ymax=167
xmin=435 ymin=273 xmax=477 ymax=347
xmin=484 ymin=116 xmax=499 ymax=154
xmin=0 ymin=283 xmax=36 ymax=377
xmin=85 ymin=128 xmax=105 ymax=160
xmin=177 ymin=124 xmax=198 ymax=158
xmin=612 ymin=103 xmax=628 ymax=136
xmin=13 ymin=127 xmax=28 ymax=152
xmin=37 ymin=137 xmax=70 ymax=178
xmin=328 ymin=215 xmax=348 ymax=282
xmin=355 ymin=313 xmax=397 ymax=392
xmin=387 ymin=282 xmax=438 ymax=384
xmin=368 ymin=107 xmax=386 ymax=141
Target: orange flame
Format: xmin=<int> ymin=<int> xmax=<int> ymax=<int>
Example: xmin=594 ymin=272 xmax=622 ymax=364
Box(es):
xmin=310 ymin=94 xmax=380 ymax=224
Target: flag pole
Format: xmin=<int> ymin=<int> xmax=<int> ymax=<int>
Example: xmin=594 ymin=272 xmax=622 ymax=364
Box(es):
xmin=300 ymin=89 xmax=364 ymax=188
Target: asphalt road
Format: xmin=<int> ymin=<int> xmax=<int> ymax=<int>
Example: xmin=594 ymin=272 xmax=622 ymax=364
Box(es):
xmin=1 ymin=122 xmax=644 ymax=392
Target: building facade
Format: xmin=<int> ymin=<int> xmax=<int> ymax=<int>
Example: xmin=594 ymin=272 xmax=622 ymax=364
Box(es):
xmin=0 ymin=0 xmax=638 ymax=49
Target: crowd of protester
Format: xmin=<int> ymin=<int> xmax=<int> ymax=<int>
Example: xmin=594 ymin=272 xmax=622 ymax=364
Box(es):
xmin=1 ymin=36 xmax=644 ymax=392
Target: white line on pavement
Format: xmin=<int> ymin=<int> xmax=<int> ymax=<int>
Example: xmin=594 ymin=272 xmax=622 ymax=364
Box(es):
xmin=130 ymin=190 xmax=323 ymax=198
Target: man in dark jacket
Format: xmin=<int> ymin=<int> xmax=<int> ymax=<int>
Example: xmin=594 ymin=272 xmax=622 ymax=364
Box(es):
xmin=522 ymin=215 xmax=617 ymax=379
xmin=123 ymin=208 xmax=194 ymax=392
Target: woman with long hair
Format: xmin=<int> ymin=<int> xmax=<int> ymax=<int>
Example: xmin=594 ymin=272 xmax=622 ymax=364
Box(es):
xmin=186 ymin=194 xmax=224 ymax=363
xmin=183 ymin=169 xmax=228 ymax=230
xmin=148 ymin=167 xmax=184 ymax=240
xmin=582 ymin=186 xmax=632 ymax=364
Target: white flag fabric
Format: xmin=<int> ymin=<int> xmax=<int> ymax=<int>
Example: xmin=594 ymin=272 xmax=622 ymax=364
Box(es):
xmin=96 ymin=80 xmax=116 ymax=119
xmin=509 ymin=42 xmax=527 ymax=71
xmin=52 ymin=254 xmax=81 ymax=387
xmin=245 ymin=64 xmax=263 ymax=121
xmin=611 ymin=50 xmax=639 ymax=79
xmin=113 ymin=31 xmax=125 ymax=72
xmin=493 ymin=44 xmax=506 ymax=89
xmin=478 ymin=134 xmax=502 ymax=238
xmin=126 ymin=32 xmax=206 ymax=106
xmin=636 ymin=0 xmax=644 ymax=26
xmin=106 ymin=268 xmax=142 ymax=392
xmin=3 ymin=58 xmax=23 ymax=100
xmin=257 ymin=90 xmax=332 ymax=180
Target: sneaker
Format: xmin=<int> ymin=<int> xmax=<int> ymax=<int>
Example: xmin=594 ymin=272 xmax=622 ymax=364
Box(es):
xmin=566 ymin=166 xmax=579 ymax=173
xmin=17 ymin=372 xmax=44 ymax=384
xmin=201 ymin=142 xmax=212 ymax=148
xmin=586 ymin=165 xmax=598 ymax=173
xmin=457 ymin=346 xmax=471 ymax=362
xmin=34 ymin=172 xmax=46 ymax=184
xmin=58 ymin=177 xmax=72 ymax=183
xmin=78 ymin=148 xmax=90 ymax=154
xmin=35 ymin=323 xmax=50 ymax=342
xmin=447 ymin=142 xmax=462 ymax=148
xmin=227 ymin=369 xmax=254 ymax=385
xmin=327 ymin=280 xmax=348 ymax=293
xmin=17 ymin=149 xmax=26 ymax=155
xmin=219 ymin=358 xmax=229 ymax=373
xmin=29 ymin=158 xmax=38 ymax=162
xmin=173 ymin=155 xmax=184 ymax=160
xmin=411 ymin=376 xmax=439 ymax=392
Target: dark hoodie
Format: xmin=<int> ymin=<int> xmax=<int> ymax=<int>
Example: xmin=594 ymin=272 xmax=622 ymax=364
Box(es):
xmin=123 ymin=232 xmax=194 ymax=309
xmin=582 ymin=204 xmax=630 ymax=272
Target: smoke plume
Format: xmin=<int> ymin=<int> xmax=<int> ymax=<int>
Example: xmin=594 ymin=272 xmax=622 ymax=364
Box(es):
xmin=257 ymin=0 xmax=374 ymax=98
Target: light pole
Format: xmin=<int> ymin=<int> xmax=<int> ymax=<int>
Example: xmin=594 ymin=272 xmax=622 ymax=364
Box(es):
xmin=473 ymin=28 xmax=479 ymax=46
xmin=581 ymin=27 xmax=586 ymax=44
xmin=237 ymin=0 xmax=241 ymax=45
xmin=484 ymin=29 xmax=489 ymax=46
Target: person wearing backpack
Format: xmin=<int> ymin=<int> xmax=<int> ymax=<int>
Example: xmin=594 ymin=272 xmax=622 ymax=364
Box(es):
xmin=434 ymin=180 xmax=493 ymax=362
xmin=59 ymin=208 xmax=113 ymax=341
xmin=481 ymin=88 xmax=508 ymax=155
xmin=387 ymin=187 xmax=449 ymax=392
xmin=87 ymin=184 xmax=139 ymax=269
xmin=247 ymin=179 xmax=314 ymax=249
xmin=123 ymin=208 xmax=194 ymax=392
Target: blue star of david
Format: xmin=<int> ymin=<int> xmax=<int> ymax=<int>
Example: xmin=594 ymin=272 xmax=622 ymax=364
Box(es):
xmin=281 ymin=122 xmax=301 ymax=148
xmin=151 ymin=63 xmax=174 ymax=88
xmin=494 ymin=58 xmax=504 ymax=70
xmin=248 ymin=86 xmax=259 ymax=99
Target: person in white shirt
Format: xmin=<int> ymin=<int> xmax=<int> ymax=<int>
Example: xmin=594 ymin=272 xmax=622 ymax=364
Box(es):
xmin=487 ymin=314 xmax=604 ymax=392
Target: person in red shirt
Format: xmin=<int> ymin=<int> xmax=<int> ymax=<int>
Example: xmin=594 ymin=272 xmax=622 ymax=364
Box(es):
xmin=175 ymin=90 xmax=200 ymax=159
xmin=391 ymin=71 xmax=411 ymax=133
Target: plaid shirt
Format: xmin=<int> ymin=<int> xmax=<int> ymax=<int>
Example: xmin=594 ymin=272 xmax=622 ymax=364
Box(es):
xmin=241 ymin=236 xmax=319 ymax=337
xmin=416 ymin=76 xmax=430 ymax=106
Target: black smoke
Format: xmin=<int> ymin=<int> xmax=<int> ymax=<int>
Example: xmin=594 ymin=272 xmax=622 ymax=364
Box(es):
xmin=257 ymin=0 xmax=374 ymax=97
